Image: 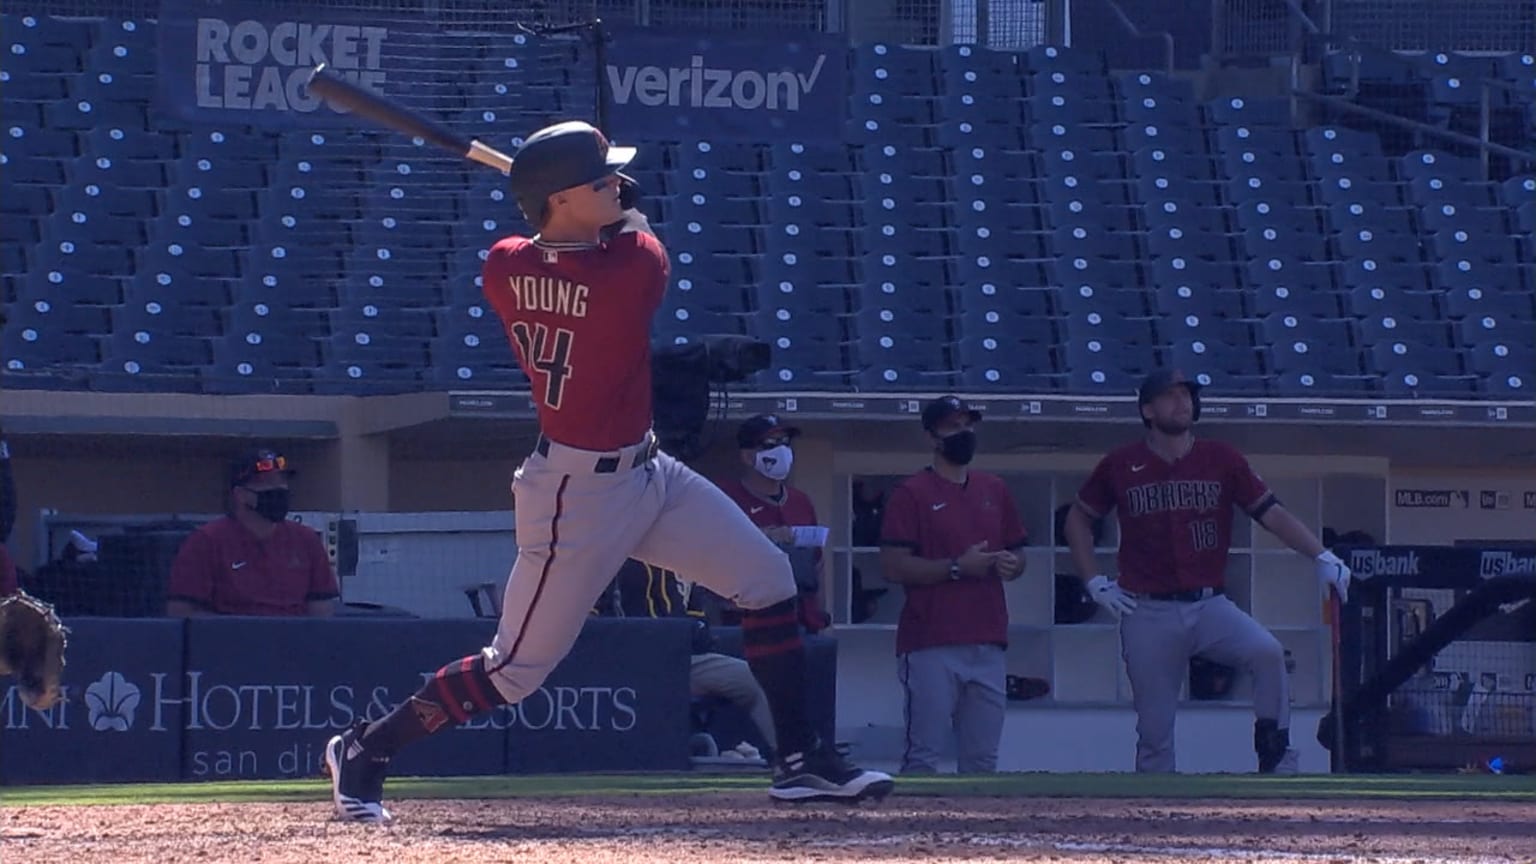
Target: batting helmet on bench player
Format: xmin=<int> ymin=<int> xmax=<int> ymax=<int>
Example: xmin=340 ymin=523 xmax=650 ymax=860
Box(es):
xmin=507 ymin=120 xmax=636 ymax=227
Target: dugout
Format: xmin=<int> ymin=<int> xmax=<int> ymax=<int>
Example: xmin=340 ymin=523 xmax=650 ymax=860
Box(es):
xmin=1324 ymin=545 xmax=1536 ymax=774
xmin=4 ymin=379 xmax=1535 ymax=774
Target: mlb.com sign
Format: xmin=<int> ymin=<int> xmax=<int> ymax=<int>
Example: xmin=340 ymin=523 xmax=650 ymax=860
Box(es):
xmin=603 ymin=28 xmax=847 ymax=142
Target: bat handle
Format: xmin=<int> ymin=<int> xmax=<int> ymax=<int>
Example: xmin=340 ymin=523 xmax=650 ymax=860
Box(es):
xmin=468 ymin=140 xmax=513 ymax=175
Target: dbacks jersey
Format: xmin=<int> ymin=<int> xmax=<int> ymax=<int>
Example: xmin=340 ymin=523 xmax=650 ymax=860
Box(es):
xmin=718 ymin=479 xmax=820 ymax=534
xmin=482 ymin=227 xmax=669 ymax=451
xmin=1077 ymin=439 xmax=1273 ymax=594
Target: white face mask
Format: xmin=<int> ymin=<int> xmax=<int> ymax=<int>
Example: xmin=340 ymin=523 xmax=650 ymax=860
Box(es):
xmin=754 ymin=445 xmax=793 ymax=481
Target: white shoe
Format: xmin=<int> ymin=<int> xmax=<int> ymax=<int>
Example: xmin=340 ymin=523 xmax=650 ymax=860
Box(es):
xmin=1273 ymin=749 xmax=1300 ymax=775
xmin=770 ymin=744 xmax=895 ymax=803
xmin=324 ymin=727 xmax=394 ymax=824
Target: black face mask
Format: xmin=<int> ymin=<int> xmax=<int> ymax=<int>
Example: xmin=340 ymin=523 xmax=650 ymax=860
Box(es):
xmin=936 ymin=429 xmax=977 ymax=466
xmin=246 ymin=487 xmax=291 ymax=523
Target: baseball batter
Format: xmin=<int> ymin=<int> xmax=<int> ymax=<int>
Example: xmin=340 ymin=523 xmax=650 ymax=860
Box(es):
xmin=323 ymin=121 xmax=892 ymax=823
xmin=1064 ymin=369 xmax=1352 ymax=774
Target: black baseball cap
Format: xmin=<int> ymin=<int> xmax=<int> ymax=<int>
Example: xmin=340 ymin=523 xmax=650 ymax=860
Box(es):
xmin=508 ymin=120 xmax=636 ymax=220
xmin=921 ymin=396 xmax=982 ymax=433
xmin=229 ymin=448 xmax=294 ymax=488
xmin=737 ymin=414 xmax=801 ymax=448
xmin=1137 ymin=368 xmax=1202 ymax=406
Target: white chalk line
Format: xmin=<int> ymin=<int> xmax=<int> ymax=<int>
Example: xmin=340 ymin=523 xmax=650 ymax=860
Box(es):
xmin=1055 ymin=840 xmax=1514 ymax=864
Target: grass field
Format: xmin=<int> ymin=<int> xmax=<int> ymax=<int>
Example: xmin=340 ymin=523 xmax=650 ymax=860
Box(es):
xmin=4 ymin=769 xmax=1534 ymax=806
xmin=4 ymin=772 xmax=1534 ymax=863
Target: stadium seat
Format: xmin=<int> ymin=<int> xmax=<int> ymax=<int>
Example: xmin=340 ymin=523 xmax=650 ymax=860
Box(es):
xmin=0 ymin=22 xmax=1516 ymax=402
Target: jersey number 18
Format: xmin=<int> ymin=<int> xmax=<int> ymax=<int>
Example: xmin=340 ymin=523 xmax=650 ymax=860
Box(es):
xmin=1189 ymin=518 xmax=1219 ymax=551
xmin=511 ymin=322 xmax=575 ymax=410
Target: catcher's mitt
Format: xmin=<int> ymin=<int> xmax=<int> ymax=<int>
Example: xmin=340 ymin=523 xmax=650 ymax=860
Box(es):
xmin=0 ymin=590 xmax=68 ymax=711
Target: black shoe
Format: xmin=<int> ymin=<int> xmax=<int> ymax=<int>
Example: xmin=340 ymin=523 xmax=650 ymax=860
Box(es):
xmin=770 ymin=743 xmax=895 ymax=803
xmin=323 ymin=723 xmax=393 ymax=823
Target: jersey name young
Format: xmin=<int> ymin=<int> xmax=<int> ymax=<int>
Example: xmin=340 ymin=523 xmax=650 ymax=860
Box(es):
xmin=503 ymin=276 xmax=590 ymax=318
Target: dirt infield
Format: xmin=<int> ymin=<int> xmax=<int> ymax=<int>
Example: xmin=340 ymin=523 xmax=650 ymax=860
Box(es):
xmin=4 ymin=793 xmax=1533 ymax=863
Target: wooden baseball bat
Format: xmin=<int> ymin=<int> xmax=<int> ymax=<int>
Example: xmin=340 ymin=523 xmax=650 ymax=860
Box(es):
xmin=305 ymin=64 xmax=513 ymax=174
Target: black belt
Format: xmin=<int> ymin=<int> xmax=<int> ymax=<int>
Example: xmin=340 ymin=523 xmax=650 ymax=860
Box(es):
xmin=535 ymin=435 xmax=657 ymax=473
xmin=1140 ymin=586 xmax=1224 ymax=602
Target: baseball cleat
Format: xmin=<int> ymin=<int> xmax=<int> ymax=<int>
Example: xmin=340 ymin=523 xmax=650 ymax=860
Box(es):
xmin=770 ymin=744 xmax=896 ymax=804
xmin=1271 ymin=749 xmax=1300 ymax=775
xmin=323 ymin=723 xmax=393 ymax=824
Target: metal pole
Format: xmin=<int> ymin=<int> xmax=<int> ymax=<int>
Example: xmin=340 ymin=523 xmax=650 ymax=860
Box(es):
xmin=593 ymin=18 xmax=609 ymax=131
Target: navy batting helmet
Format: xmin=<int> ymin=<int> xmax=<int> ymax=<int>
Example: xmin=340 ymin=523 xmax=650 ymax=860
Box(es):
xmin=1137 ymin=368 xmax=1202 ymax=427
xmin=507 ymin=120 xmax=636 ymax=227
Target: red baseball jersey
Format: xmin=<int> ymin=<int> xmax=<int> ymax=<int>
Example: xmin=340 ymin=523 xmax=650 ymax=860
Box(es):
xmin=718 ymin=478 xmax=820 ymax=533
xmin=0 ymin=542 xmax=17 ymax=596
xmin=482 ymin=230 xmax=669 ymax=452
xmin=717 ymin=477 xmax=830 ymax=632
xmin=879 ymin=468 xmax=1028 ymax=655
xmin=1077 ymin=438 xmax=1272 ymax=594
xmin=167 ymin=517 xmax=340 ymax=616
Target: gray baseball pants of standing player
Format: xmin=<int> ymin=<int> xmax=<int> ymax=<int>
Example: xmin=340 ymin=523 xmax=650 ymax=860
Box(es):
xmin=1119 ymin=594 xmax=1289 ymax=773
xmin=899 ymin=644 xmax=1007 ymax=773
xmin=479 ymin=435 xmax=799 ymax=704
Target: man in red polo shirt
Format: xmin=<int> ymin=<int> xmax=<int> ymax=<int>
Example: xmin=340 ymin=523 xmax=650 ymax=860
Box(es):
xmin=879 ymin=396 xmax=1028 ymax=774
xmin=166 ymin=448 xmax=339 ymax=617
xmin=718 ymin=415 xmax=830 ymax=634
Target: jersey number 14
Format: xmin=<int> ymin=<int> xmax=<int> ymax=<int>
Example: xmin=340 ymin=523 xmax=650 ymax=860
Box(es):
xmin=511 ymin=322 xmax=575 ymax=410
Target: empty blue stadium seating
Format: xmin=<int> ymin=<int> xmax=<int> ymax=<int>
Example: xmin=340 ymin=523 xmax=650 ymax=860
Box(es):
xmin=2 ymin=16 xmax=1531 ymax=400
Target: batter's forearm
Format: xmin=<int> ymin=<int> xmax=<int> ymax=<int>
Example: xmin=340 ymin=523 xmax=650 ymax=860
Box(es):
xmin=1258 ymin=505 xmax=1326 ymax=558
xmin=1062 ymin=507 xmax=1100 ymax=582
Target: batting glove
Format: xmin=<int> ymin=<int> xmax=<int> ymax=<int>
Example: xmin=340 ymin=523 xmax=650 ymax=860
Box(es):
xmin=1087 ymin=574 xmax=1138 ymax=619
xmin=1316 ymin=550 xmax=1352 ymax=604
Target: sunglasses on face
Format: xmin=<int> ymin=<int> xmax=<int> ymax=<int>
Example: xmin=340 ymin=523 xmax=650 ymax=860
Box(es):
xmin=252 ymin=454 xmax=287 ymax=473
xmin=234 ymin=453 xmax=288 ymax=486
xmin=756 ymin=438 xmax=791 ymax=450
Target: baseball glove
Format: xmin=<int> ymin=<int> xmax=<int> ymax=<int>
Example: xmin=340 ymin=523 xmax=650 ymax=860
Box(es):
xmin=0 ymin=590 xmax=69 ymax=711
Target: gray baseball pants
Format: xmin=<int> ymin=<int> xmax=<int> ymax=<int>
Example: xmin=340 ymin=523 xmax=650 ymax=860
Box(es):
xmin=899 ymin=644 xmax=1007 ymax=774
xmin=1119 ymin=594 xmax=1289 ymax=773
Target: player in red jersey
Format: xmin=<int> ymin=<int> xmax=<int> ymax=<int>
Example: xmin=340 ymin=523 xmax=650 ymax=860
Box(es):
xmin=1064 ymin=369 xmax=1352 ymax=774
xmin=322 ymin=121 xmax=891 ymax=823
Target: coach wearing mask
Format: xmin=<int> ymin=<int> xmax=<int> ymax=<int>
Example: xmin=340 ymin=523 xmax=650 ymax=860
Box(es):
xmin=878 ymin=396 xmax=1028 ymax=774
xmin=166 ymin=448 xmax=338 ymax=617
xmin=717 ymin=415 xmax=829 ymax=634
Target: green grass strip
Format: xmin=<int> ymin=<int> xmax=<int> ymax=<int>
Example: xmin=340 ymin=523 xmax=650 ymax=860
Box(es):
xmin=4 ymin=771 xmax=1533 ymax=808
